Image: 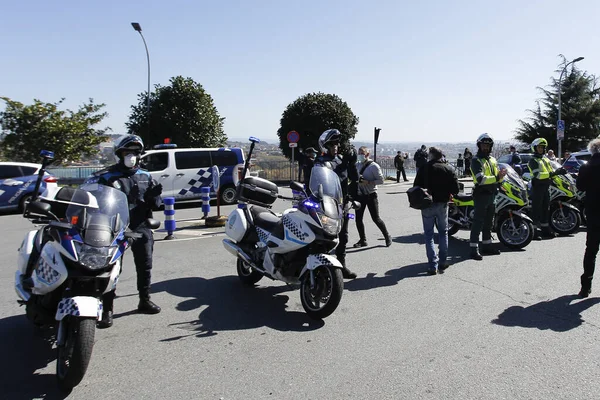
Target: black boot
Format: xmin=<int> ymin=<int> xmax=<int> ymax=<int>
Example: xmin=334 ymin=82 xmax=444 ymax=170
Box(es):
xmin=338 ymin=255 xmax=357 ymax=279
xmin=97 ymin=310 xmax=113 ymax=329
xmin=579 ymin=276 xmax=592 ymax=298
xmin=353 ymin=240 xmax=368 ymax=248
xmin=138 ymin=296 xmax=161 ymax=314
xmin=470 ymin=246 xmax=483 ymax=261
xmin=542 ymin=228 xmax=557 ymax=239
xmin=481 ymin=244 xmax=501 ymax=256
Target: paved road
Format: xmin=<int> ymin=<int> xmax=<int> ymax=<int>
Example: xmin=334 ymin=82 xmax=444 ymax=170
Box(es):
xmin=1 ymin=181 xmax=599 ymax=399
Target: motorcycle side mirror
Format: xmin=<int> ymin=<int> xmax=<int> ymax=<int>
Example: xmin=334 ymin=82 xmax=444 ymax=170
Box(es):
xmin=289 ymin=181 xmax=305 ymax=193
xmin=27 ymin=200 xmax=51 ymax=216
xmin=146 ymin=218 xmax=161 ymax=230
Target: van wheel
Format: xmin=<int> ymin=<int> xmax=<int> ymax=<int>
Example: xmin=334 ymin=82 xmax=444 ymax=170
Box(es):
xmin=220 ymin=185 xmax=237 ymax=205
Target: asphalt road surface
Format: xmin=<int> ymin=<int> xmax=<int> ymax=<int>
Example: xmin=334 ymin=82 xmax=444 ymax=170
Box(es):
xmin=1 ymin=181 xmax=599 ymax=399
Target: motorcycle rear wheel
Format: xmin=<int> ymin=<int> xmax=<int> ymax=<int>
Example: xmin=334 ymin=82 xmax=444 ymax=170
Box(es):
xmin=56 ymin=317 xmax=96 ymax=392
xmin=236 ymin=258 xmax=263 ymax=285
xmin=497 ymin=215 xmax=533 ymax=249
xmin=300 ymin=265 xmax=343 ymax=320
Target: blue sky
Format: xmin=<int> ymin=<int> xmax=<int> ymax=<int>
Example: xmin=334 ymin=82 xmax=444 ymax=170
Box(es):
xmin=1 ymin=0 xmax=598 ymax=144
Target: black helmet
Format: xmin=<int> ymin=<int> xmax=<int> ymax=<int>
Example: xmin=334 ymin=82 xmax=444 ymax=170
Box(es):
xmin=114 ymin=134 xmax=144 ymax=159
xmin=318 ymin=129 xmax=341 ymax=153
xmin=476 ymin=133 xmax=494 ymax=152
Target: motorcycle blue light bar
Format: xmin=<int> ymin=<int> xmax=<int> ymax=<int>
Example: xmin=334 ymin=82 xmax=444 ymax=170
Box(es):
xmin=303 ymin=200 xmax=319 ymax=209
xmin=40 ymin=150 xmax=54 ymax=159
xmin=249 ymin=136 xmax=261 ymax=143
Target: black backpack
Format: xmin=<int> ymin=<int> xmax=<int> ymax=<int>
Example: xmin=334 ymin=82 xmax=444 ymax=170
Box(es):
xmin=407 ymin=186 xmax=433 ymax=210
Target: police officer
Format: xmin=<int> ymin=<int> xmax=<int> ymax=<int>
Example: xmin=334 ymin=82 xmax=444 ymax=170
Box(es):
xmin=528 ymin=138 xmax=565 ymax=240
xmin=87 ymin=135 xmax=163 ymax=328
xmin=316 ymin=129 xmax=358 ymax=279
xmin=469 ymin=133 xmax=507 ymax=260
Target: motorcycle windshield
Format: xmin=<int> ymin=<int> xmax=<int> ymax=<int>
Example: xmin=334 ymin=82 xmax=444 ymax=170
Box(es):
xmin=309 ymin=165 xmax=343 ymax=204
xmin=498 ymin=163 xmax=527 ymax=190
xmin=65 ymin=184 xmax=130 ymax=247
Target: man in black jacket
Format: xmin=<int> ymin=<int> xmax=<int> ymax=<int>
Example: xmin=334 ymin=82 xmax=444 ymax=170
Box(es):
xmin=576 ymin=138 xmax=600 ymax=297
xmin=414 ymin=147 xmax=460 ymax=275
xmin=414 ymin=145 xmax=428 ymax=173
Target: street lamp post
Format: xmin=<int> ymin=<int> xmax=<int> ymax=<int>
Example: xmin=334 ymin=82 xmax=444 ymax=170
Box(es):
xmin=557 ymin=56 xmax=584 ymax=161
xmin=131 ymin=22 xmax=151 ymax=118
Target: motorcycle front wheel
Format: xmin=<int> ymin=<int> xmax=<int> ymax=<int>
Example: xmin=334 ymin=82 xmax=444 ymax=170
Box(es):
xmin=56 ymin=317 xmax=96 ymax=392
xmin=300 ymin=265 xmax=343 ymax=320
xmin=236 ymin=258 xmax=263 ymax=285
xmin=447 ymin=204 xmax=461 ymax=236
xmin=550 ymin=206 xmax=580 ymax=235
xmin=496 ymin=214 xmax=534 ymax=249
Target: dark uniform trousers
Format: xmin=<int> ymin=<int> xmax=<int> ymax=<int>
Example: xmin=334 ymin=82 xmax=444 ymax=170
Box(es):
xmin=470 ymin=191 xmax=495 ymax=244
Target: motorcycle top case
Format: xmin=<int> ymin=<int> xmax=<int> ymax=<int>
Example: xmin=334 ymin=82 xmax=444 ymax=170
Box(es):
xmin=237 ymin=176 xmax=278 ymax=206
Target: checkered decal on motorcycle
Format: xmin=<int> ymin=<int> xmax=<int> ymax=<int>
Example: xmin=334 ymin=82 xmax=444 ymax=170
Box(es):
xmin=283 ymin=216 xmax=304 ymax=239
xmin=58 ymin=298 xmax=81 ymax=316
xmin=256 ymin=227 xmax=270 ymax=243
xmin=178 ymin=168 xmax=212 ymax=196
xmin=36 ymin=259 xmax=60 ymax=285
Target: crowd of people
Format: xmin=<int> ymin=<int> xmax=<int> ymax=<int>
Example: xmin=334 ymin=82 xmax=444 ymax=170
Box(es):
xmin=91 ymin=130 xmax=600 ymax=328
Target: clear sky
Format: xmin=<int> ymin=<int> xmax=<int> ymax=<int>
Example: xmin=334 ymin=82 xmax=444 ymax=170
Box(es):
xmin=1 ymin=0 xmax=597 ymax=144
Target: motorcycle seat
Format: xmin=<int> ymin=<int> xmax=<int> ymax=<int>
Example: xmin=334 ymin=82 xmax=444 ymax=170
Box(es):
xmin=250 ymin=206 xmax=284 ymax=239
xmin=454 ymin=193 xmax=473 ymax=202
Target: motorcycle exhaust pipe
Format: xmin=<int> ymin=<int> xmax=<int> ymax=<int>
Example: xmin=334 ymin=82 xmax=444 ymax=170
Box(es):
xmin=223 ymin=239 xmax=258 ymax=269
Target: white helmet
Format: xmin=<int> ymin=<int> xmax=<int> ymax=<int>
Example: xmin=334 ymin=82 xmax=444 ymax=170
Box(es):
xmin=318 ymin=129 xmax=341 ymax=154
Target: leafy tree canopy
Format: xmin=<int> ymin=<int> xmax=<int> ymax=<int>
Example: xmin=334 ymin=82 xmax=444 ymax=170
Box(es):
xmin=126 ymin=76 xmax=227 ymax=148
xmin=0 ymin=97 xmax=109 ymax=164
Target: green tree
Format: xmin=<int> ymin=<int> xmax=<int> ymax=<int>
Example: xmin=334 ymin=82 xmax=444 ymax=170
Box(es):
xmin=515 ymin=56 xmax=600 ymax=154
xmin=0 ymin=97 xmax=109 ymax=164
xmin=277 ymin=92 xmax=359 ymax=159
xmin=127 ymin=76 xmax=226 ymax=148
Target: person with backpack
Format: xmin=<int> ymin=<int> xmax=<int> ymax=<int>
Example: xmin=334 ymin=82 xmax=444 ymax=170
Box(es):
xmin=353 ymin=146 xmax=392 ymax=248
xmin=413 ymin=147 xmax=460 ymax=274
xmin=414 ymin=145 xmax=428 ymax=173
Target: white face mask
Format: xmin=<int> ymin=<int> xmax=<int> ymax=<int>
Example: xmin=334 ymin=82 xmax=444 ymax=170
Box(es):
xmin=123 ymin=154 xmax=138 ymax=168
xmin=357 ymin=154 xmax=366 ymax=163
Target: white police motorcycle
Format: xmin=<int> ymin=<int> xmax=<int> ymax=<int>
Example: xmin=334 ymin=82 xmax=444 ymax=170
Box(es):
xmin=222 ymin=137 xmax=345 ymax=319
xmin=14 ymin=150 xmax=158 ymax=391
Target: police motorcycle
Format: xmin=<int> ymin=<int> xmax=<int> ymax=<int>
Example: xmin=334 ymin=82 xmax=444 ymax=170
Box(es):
xmin=523 ymin=160 xmax=581 ymax=235
xmin=14 ymin=150 xmax=159 ymax=391
xmin=448 ymin=163 xmax=534 ymax=249
xmin=222 ymin=137 xmax=345 ymax=319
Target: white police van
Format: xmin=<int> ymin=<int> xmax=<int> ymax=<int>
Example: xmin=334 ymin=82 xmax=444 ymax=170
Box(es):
xmin=140 ymin=144 xmax=246 ymax=205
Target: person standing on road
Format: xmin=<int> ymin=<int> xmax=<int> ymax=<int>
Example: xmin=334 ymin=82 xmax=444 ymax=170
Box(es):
xmin=353 ymin=146 xmax=392 ymax=248
xmin=576 ymin=138 xmax=600 ymax=297
xmin=394 ymin=151 xmax=408 ymax=182
xmin=464 ymin=148 xmax=473 ymax=176
xmin=469 ymin=133 xmax=506 ymax=260
xmin=85 ymin=134 xmax=163 ymax=328
xmin=297 ymin=147 xmax=317 ymax=184
xmin=414 ymin=147 xmax=460 ymax=274
xmin=316 ymin=129 xmax=358 ymax=280
xmin=456 ymin=154 xmax=464 ymax=177
xmin=414 ymin=145 xmax=428 ymax=174
xmin=508 ymin=145 xmax=522 ymax=175
xmin=528 ymin=138 xmax=566 ymax=240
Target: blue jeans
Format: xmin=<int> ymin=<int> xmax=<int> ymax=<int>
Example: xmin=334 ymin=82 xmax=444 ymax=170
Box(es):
xmin=421 ymin=202 xmax=449 ymax=270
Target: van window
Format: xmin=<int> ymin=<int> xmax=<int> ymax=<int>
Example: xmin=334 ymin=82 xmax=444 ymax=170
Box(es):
xmin=143 ymin=152 xmax=169 ymax=172
xmin=175 ymin=151 xmax=211 ymax=170
xmin=211 ymin=151 xmax=239 ymax=166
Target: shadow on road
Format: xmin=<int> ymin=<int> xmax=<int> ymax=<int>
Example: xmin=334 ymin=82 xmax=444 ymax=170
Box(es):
xmin=151 ymin=276 xmax=325 ymax=340
xmin=345 ymin=263 xmax=432 ymax=292
xmin=0 ymin=314 xmax=69 ymax=400
xmin=492 ymin=294 xmax=600 ymax=332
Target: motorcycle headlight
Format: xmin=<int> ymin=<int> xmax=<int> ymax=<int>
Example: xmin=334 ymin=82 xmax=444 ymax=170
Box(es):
xmin=78 ymin=245 xmax=114 ymax=270
xmin=320 ymin=214 xmax=341 ymax=236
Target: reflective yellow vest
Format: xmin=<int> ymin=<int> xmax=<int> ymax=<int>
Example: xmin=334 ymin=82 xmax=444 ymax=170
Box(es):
xmin=471 ymin=156 xmax=500 ymax=187
xmin=529 ymin=156 xmax=552 ymax=180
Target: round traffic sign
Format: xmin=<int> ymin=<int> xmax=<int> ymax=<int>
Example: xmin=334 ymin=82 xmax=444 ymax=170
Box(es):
xmin=287 ymin=130 xmax=300 ymax=143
